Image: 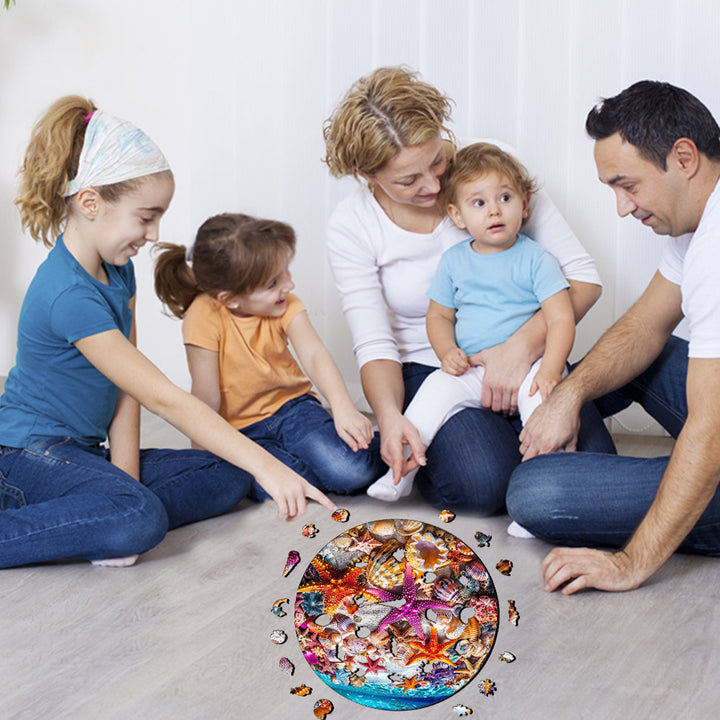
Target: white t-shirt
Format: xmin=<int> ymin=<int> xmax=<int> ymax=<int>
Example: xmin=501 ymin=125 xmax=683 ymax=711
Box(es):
xmin=327 ymin=139 xmax=602 ymax=369
xmin=658 ymin=177 xmax=720 ymax=358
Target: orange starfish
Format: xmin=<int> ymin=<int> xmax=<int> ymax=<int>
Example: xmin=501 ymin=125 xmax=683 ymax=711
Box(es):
xmin=297 ymin=557 xmax=367 ymax=615
xmin=397 ymin=673 xmax=424 ymax=693
xmin=404 ymin=627 xmax=457 ymax=667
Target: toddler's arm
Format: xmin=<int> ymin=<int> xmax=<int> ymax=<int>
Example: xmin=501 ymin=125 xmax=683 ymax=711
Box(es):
xmin=530 ymin=289 xmax=575 ymax=400
xmin=426 ymin=300 xmax=469 ymax=376
xmin=185 ymin=344 xmax=222 ymax=450
xmin=287 ymin=310 xmax=374 ymax=452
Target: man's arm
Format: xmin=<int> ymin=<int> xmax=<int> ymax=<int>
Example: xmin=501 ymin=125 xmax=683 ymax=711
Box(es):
xmin=519 ymin=271 xmax=684 ymax=458
xmin=542 ymin=356 xmax=720 ymax=593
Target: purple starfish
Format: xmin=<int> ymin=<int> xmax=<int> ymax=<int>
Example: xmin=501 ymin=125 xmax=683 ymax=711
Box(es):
xmin=367 ymin=562 xmax=454 ymax=642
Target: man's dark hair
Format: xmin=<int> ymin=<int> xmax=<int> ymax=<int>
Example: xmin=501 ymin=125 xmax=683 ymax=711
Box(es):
xmin=586 ymin=80 xmax=720 ymax=169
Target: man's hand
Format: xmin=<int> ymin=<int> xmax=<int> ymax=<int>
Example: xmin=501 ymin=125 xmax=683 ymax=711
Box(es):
xmin=541 ymin=546 xmax=645 ymax=594
xmin=519 ymin=384 xmax=582 ymax=460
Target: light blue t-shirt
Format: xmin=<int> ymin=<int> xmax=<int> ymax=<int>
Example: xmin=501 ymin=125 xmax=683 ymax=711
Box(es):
xmin=0 ymin=236 xmax=135 ymax=447
xmin=427 ymin=233 xmax=569 ymax=355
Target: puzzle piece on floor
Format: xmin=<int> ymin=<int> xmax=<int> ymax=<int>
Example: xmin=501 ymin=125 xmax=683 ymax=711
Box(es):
xmin=496 ymin=559 xmax=512 ymax=576
xmin=279 ymin=657 xmax=295 ymax=675
xmin=498 ymin=651 xmax=516 ymax=663
xmin=452 ymin=704 xmax=473 ymax=716
xmin=270 ymin=629 xmax=288 ymax=644
xmin=290 ymin=684 xmax=312 ymax=696
xmin=302 ymin=523 xmax=319 ymax=538
xmin=508 ymin=600 xmax=519 ymax=626
xmin=271 ymin=597 xmax=289 ymax=617
xmin=479 ymin=678 xmax=497 ymax=696
xmin=331 ymin=508 xmax=350 ymax=523
xmin=313 ymin=698 xmax=334 ymax=718
xmin=283 ymin=550 xmax=300 ymax=577
xmin=474 ymin=531 xmax=492 ymax=548
xmin=439 ymin=509 xmax=456 ymax=523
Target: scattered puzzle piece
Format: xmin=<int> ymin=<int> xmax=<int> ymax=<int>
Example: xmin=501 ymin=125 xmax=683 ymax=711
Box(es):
xmin=508 ymin=600 xmax=519 ymax=626
xmin=496 ymin=559 xmax=513 ymax=576
xmin=331 ymin=508 xmax=350 ymax=523
xmin=271 ymin=597 xmax=289 ymax=617
xmin=313 ymin=698 xmax=334 ymax=718
xmin=452 ymin=704 xmax=473 ymax=716
xmin=439 ymin=509 xmax=455 ymax=523
xmin=270 ymin=629 xmax=288 ymax=644
xmin=283 ymin=550 xmax=300 ymax=577
xmin=302 ymin=523 xmax=319 ymax=538
xmin=498 ymin=651 xmax=516 ymax=663
xmin=474 ymin=531 xmax=492 ymax=547
xmin=279 ymin=657 xmax=295 ymax=675
xmin=290 ymin=684 xmax=312 ymax=696
xmin=479 ymin=678 xmax=497 ymax=696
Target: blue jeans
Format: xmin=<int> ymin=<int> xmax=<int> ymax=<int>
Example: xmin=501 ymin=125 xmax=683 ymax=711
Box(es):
xmin=0 ymin=438 xmax=253 ymax=568
xmin=241 ymin=395 xmax=385 ymax=499
xmin=403 ymin=362 xmax=617 ymax=515
xmin=507 ymin=335 xmax=720 ymax=555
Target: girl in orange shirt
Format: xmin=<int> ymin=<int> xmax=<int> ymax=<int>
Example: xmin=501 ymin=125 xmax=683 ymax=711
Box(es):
xmin=155 ymin=213 xmax=385 ymax=497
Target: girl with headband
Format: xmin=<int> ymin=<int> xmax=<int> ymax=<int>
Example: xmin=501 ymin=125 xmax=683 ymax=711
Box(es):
xmin=324 ymin=67 xmax=616 ymax=514
xmin=0 ymin=96 xmax=334 ymax=570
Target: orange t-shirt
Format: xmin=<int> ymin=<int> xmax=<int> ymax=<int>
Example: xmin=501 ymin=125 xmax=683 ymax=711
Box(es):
xmin=182 ymin=292 xmax=315 ymax=429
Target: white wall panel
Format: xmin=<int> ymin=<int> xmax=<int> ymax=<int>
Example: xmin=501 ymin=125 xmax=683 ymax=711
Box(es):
xmin=2 ymin=0 xmax=719 ymax=432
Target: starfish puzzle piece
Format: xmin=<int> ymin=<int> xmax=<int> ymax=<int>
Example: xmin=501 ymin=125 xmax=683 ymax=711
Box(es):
xmin=358 ymin=655 xmax=385 ymax=675
xmin=397 ymin=673 xmax=423 ymax=693
xmin=298 ymin=557 xmax=367 ymax=616
xmin=348 ymin=529 xmax=383 ymax=554
xmin=404 ymin=627 xmax=457 ymax=667
xmin=367 ymin=562 xmax=455 ymax=642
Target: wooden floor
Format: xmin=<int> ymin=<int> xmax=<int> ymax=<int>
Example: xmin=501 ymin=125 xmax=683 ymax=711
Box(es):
xmin=1 ymin=418 xmax=718 ymax=720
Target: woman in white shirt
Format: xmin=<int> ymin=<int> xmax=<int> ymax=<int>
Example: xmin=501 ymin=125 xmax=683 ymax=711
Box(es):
xmin=324 ymin=66 xmax=615 ymax=514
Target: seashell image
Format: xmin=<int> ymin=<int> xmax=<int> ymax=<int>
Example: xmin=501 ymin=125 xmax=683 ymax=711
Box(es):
xmin=270 ymin=629 xmax=287 ymax=644
xmin=370 ymin=519 xmax=397 ymax=537
xmin=290 ymin=684 xmax=312 ymax=696
xmin=367 ymin=539 xmax=406 ymax=589
xmin=332 ymin=508 xmax=350 ymax=523
xmin=439 ymin=509 xmax=456 ymax=523
xmin=433 ymin=576 xmax=461 ymax=604
xmin=498 ymin=651 xmax=516 ymax=663
xmin=279 ymin=657 xmax=295 ymax=675
xmin=406 ymin=531 xmax=449 ymax=572
xmin=397 ymin=519 xmax=423 ymax=535
xmin=282 ymin=549 xmax=300 ymax=577
xmin=496 ymin=559 xmax=513 ymax=576
xmin=313 ymin=698 xmax=334 ymax=719
xmin=348 ymin=672 xmax=366 ymax=687
xmin=465 ymin=560 xmax=490 ymax=584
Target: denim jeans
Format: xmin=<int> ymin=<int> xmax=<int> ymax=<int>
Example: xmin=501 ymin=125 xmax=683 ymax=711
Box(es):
xmin=0 ymin=438 xmax=253 ymax=568
xmin=507 ymin=335 xmax=720 ymax=555
xmin=403 ymin=362 xmax=617 ymax=515
xmin=241 ymin=394 xmax=385 ymax=500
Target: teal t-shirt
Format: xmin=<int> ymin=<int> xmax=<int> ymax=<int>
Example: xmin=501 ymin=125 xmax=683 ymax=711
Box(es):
xmin=0 ymin=236 xmax=135 ymax=447
xmin=427 ymin=234 xmax=569 ymax=355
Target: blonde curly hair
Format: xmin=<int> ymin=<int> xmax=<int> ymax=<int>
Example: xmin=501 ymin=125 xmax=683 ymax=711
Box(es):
xmin=323 ymin=66 xmax=455 ymax=178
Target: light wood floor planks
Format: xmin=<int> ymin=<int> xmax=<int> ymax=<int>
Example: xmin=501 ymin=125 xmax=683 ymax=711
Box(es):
xmin=1 ymin=417 xmax=718 ymax=719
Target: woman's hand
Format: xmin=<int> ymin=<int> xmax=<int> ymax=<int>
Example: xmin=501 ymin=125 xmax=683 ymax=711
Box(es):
xmin=333 ymin=406 xmax=374 ymax=452
xmin=378 ymin=412 xmax=427 ymax=485
xmin=469 ymin=336 xmax=534 ymax=415
xmin=255 ymin=463 xmax=337 ymax=521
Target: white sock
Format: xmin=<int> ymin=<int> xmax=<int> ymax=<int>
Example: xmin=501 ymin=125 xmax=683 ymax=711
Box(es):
xmin=91 ymin=554 xmax=139 ymax=568
xmin=506 ymin=521 xmax=535 ymax=539
xmin=367 ymin=468 xmax=416 ymax=502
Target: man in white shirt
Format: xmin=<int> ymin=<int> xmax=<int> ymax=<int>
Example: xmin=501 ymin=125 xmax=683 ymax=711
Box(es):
xmin=507 ymin=80 xmax=720 ymax=594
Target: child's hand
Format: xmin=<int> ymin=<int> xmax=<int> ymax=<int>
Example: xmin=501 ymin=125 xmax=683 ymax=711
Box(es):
xmin=441 ymin=347 xmax=469 ymax=376
xmin=256 ymin=464 xmax=337 ymax=521
xmin=333 ymin=407 xmax=375 ymax=452
xmin=530 ymin=371 xmax=562 ymax=401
